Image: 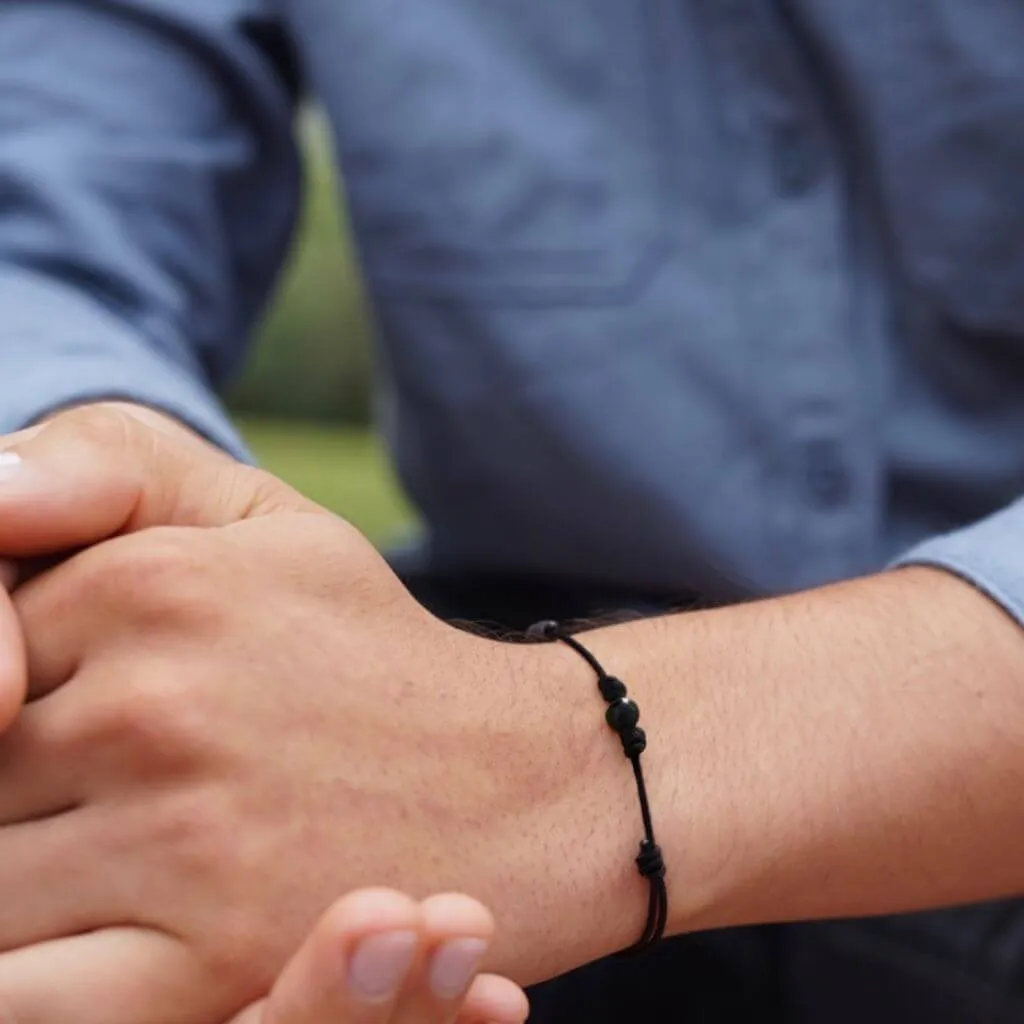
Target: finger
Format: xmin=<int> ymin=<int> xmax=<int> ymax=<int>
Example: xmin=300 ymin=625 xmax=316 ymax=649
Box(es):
xmin=0 ymin=698 xmax=83 ymax=823
xmin=261 ymin=888 xmax=421 ymax=1024
xmin=17 ymin=526 xmax=225 ymax=700
xmin=0 ymin=927 xmax=233 ymax=1024
xmin=231 ymin=910 xmax=528 ymax=1024
xmin=0 ymin=540 xmax=26 ymax=731
xmin=0 ymin=405 xmax=315 ymax=559
xmin=0 ymin=586 xmax=26 ymax=733
xmin=15 ymin=535 xmax=144 ymax=698
xmin=17 ymin=516 xmax=372 ymax=703
xmin=455 ymin=976 xmax=529 ymax=1024
xmin=226 ymin=1000 xmax=268 ymax=1024
xmin=14 ymin=557 xmax=82 ymax=697
xmin=223 ymin=977 xmax=530 ymax=1024
xmin=390 ymin=893 xmax=494 ymax=1024
xmin=0 ymin=807 xmax=126 ymax=952
xmin=0 ymin=558 xmax=17 ymax=591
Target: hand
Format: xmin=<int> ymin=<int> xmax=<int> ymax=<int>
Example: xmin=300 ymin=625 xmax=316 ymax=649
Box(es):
xmin=0 ymin=407 xmax=623 ymax=1022
xmin=0 ymin=554 xmax=26 ymax=732
xmin=228 ymin=889 xmax=528 ymax=1024
xmin=0 ymin=398 xmax=223 ymax=733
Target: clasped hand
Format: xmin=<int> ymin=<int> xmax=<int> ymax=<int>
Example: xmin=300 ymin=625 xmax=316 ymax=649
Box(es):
xmin=0 ymin=406 xmax=535 ymax=1024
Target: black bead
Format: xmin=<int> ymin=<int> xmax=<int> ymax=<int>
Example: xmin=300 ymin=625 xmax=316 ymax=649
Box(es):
xmin=599 ymin=675 xmax=628 ymax=703
xmin=606 ymin=698 xmax=640 ymax=733
xmin=526 ymin=620 xmax=560 ymax=641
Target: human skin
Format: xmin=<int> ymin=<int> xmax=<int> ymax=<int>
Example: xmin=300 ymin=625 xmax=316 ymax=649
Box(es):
xmin=225 ymin=889 xmax=528 ymax=1024
xmin=0 ymin=405 xmax=1020 ymax=1022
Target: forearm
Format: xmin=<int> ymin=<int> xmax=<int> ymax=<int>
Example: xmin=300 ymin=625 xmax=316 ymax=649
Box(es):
xmin=515 ymin=567 xmax=1024 ymax=979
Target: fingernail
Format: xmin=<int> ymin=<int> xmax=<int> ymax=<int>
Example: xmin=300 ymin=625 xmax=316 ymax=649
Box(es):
xmin=429 ymin=937 xmax=488 ymax=1000
xmin=348 ymin=930 xmax=417 ymax=1002
xmin=0 ymin=452 xmax=22 ymax=479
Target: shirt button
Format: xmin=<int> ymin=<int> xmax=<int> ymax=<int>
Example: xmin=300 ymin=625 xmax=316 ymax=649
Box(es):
xmin=803 ymin=438 xmax=851 ymax=508
xmin=772 ymin=121 xmax=821 ymax=196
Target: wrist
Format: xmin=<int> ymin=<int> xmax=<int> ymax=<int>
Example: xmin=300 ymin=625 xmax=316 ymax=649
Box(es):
xmin=480 ymin=629 xmax=676 ymax=983
xmin=486 ymin=603 xmax=791 ymax=976
xmin=564 ymin=614 xmax=722 ymax=935
xmin=584 ymin=569 xmax=1024 ymax=935
xmin=480 ymin=566 xmax=1024 ymax=982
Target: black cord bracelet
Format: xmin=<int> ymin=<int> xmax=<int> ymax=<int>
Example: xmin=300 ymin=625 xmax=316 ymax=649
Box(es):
xmin=526 ymin=619 xmax=668 ymax=955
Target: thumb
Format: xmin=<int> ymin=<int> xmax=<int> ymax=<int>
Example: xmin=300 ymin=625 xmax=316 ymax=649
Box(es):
xmin=0 ymin=405 xmax=315 ymax=558
xmin=0 ymin=564 xmax=26 ymax=733
xmin=224 ymin=1002 xmax=266 ymax=1024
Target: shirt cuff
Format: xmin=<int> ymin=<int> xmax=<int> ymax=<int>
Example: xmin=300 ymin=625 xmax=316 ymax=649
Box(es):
xmin=0 ymin=266 xmax=251 ymax=462
xmin=889 ymin=499 xmax=1024 ymax=627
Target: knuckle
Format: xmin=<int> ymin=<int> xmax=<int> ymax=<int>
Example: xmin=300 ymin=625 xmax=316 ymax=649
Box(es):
xmin=145 ymin=793 xmax=280 ymax=993
xmin=84 ymin=669 xmax=205 ymax=771
xmin=151 ymin=789 xmax=226 ymax=864
xmin=89 ymin=529 xmax=219 ymax=628
xmin=242 ymin=467 xmax=301 ymax=514
xmin=213 ymin=465 xmax=308 ymax=523
xmin=54 ymin=403 xmax=138 ymax=453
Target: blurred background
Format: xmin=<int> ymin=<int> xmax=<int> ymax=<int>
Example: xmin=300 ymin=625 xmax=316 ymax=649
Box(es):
xmin=228 ymin=112 xmax=414 ymax=546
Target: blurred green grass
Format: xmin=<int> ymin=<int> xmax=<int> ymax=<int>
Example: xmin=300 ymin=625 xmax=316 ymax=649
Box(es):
xmin=232 ymin=111 xmax=413 ymax=546
xmin=230 ymin=111 xmax=375 ymax=424
xmin=238 ymin=417 xmax=414 ymax=546
xmin=234 ymin=114 xmax=415 ymax=545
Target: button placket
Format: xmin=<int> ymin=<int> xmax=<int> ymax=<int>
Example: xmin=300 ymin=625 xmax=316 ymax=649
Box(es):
xmin=802 ymin=436 xmax=852 ymax=509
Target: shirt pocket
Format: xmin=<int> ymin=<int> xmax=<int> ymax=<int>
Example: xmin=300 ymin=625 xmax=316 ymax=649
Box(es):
xmin=319 ymin=0 xmax=670 ymax=303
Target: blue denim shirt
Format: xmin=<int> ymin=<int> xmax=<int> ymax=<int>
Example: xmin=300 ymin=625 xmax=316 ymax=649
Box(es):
xmin=3 ymin=1 xmax=1024 ymax=612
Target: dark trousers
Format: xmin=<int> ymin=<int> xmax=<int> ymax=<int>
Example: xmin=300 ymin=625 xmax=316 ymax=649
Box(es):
xmin=401 ymin=571 xmax=1024 ymax=1023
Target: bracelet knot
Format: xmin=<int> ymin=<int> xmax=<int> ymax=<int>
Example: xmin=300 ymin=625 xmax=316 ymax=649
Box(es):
xmin=636 ymin=839 xmax=666 ymax=880
xmin=622 ymin=726 xmax=648 ymax=758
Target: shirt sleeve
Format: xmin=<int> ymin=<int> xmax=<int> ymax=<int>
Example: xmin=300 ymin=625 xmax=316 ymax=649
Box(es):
xmin=890 ymin=499 xmax=1024 ymax=625
xmin=0 ymin=0 xmax=302 ymax=458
